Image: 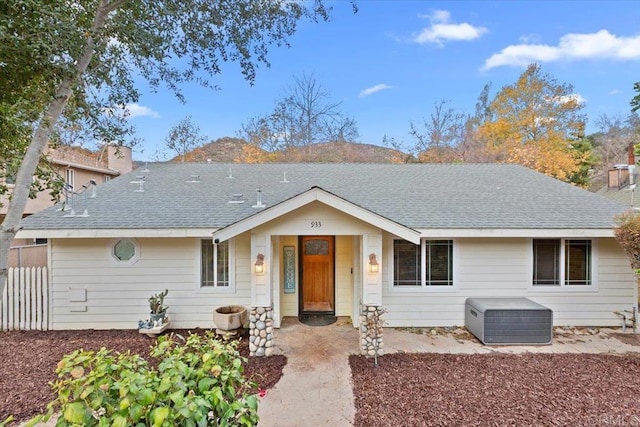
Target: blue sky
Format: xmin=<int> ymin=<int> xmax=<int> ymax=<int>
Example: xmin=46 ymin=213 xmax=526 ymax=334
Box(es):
xmin=125 ymin=1 xmax=640 ymax=161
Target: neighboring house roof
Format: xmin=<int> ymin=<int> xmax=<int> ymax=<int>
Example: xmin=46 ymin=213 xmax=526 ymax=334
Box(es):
xmin=18 ymin=163 xmax=629 ymax=237
xmin=596 ymin=167 xmax=640 ymax=209
xmin=597 ymin=185 xmax=639 ymax=209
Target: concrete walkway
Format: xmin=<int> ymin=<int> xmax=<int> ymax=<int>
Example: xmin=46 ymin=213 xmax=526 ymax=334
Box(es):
xmin=257 ymin=317 xmax=359 ymax=427
xmin=383 ymin=326 xmax=640 ymax=355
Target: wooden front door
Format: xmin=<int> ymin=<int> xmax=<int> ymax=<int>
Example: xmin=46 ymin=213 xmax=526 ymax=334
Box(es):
xmin=300 ymin=236 xmax=334 ymax=314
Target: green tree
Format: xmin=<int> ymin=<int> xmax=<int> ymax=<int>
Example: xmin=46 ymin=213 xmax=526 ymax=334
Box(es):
xmin=566 ymin=136 xmax=596 ymax=188
xmin=0 ymin=0 xmax=355 ymax=295
xmin=477 ymin=64 xmax=589 ymax=184
xmin=631 ymin=82 xmax=640 ymax=113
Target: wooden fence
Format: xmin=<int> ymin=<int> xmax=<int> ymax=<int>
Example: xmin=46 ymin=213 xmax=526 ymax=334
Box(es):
xmin=1 ymin=267 xmax=49 ymax=331
xmin=8 ymin=244 xmax=48 ymax=268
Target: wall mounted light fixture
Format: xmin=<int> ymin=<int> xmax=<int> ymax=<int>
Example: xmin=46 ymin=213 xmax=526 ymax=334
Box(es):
xmin=255 ymin=253 xmax=265 ymax=274
xmin=369 ymin=253 xmax=379 ymax=273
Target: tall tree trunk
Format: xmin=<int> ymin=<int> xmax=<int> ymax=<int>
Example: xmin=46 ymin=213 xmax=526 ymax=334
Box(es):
xmin=0 ymin=1 xmax=116 ymax=296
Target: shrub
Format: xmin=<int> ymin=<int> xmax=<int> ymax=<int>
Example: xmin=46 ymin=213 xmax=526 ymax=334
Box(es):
xmin=26 ymin=331 xmax=258 ymax=427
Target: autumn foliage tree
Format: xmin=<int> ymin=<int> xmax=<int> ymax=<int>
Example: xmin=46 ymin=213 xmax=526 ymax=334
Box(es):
xmin=477 ymin=64 xmax=589 ymax=183
xmin=614 ymin=212 xmax=640 ymax=275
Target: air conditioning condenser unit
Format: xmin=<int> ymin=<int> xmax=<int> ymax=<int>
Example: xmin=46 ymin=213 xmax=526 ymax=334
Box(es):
xmin=465 ymin=297 xmax=553 ymax=345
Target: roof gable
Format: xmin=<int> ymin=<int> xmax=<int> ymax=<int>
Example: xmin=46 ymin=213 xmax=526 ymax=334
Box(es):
xmin=213 ymin=186 xmax=420 ymax=244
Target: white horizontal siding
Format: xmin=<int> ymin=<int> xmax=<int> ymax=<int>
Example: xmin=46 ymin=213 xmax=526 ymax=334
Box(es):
xmin=50 ymin=235 xmax=251 ymax=330
xmin=382 ymin=237 xmax=636 ymax=328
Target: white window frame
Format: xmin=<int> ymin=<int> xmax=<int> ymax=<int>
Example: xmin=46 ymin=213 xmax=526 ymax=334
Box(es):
xmin=108 ymin=238 xmax=140 ymax=265
xmin=66 ymin=169 xmax=75 ymax=191
xmin=529 ymin=238 xmax=598 ymax=292
xmin=198 ymin=238 xmax=235 ymax=293
xmin=388 ymin=236 xmax=458 ymax=293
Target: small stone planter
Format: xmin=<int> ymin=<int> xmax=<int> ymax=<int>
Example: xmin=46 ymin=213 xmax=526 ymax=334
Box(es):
xmin=214 ymin=305 xmax=248 ymax=331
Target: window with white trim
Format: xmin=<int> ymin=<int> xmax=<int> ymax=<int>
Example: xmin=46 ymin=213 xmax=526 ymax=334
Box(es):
xmin=201 ymin=240 xmax=230 ymax=288
xmin=532 ymin=239 xmax=592 ymax=286
xmin=393 ymin=239 xmax=453 ymax=287
xmin=65 ymin=169 xmax=75 ymax=191
xmin=110 ymin=238 xmax=139 ymax=264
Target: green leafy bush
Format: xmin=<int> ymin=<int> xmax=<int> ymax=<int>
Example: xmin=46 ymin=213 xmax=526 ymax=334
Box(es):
xmin=26 ymin=332 xmax=258 ymax=427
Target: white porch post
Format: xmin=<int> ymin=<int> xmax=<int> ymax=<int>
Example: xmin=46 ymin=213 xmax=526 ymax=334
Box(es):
xmin=360 ymin=233 xmax=384 ymax=357
xmin=361 ymin=233 xmax=382 ymax=306
xmin=249 ymin=233 xmax=274 ymax=357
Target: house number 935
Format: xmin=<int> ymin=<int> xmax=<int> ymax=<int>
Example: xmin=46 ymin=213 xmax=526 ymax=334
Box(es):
xmin=310 ymin=221 xmax=322 ymax=228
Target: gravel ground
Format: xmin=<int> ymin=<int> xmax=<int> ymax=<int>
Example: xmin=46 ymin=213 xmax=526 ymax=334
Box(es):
xmin=0 ymin=329 xmax=286 ymax=425
xmin=350 ymin=352 xmax=640 ymax=427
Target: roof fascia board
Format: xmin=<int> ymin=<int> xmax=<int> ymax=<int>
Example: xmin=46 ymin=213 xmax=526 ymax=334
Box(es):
xmin=51 ymin=159 xmax=119 ymax=176
xmin=16 ymin=228 xmax=220 ymax=239
xmin=214 ymin=187 xmax=421 ymax=244
xmin=415 ymin=228 xmax=615 ymax=238
xmin=16 ymin=227 xmax=615 ymax=240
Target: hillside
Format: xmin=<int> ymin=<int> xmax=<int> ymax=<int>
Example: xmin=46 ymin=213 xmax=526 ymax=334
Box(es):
xmin=172 ymin=137 xmax=410 ymax=164
xmin=176 ymin=137 xmax=248 ymax=163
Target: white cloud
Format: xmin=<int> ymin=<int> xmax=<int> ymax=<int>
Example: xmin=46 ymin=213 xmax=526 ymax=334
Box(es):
xmin=519 ymin=34 xmax=541 ymax=44
xmin=359 ymin=84 xmax=393 ymax=98
xmin=412 ymin=10 xmax=487 ymax=46
xmin=555 ymin=93 xmax=586 ymax=105
xmin=483 ymin=30 xmax=640 ymax=70
xmin=124 ymin=103 xmax=160 ymax=119
xmin=609 ymin=89 xmax=621 ymax=95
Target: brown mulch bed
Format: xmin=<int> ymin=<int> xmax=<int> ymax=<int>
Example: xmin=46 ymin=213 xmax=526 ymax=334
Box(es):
xmin=0 ymin=329 xmax=286 ymax=424
xmin=350 ymin=353 xmax=640 ymax=426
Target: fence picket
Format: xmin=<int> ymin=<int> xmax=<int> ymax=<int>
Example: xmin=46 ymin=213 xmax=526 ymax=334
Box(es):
xmin=29 ymin=267 xmax=36 ymax=330
xmin=19 ymin=267 xmax=26 ymax=330
xmin=35 ymin=267 xmax=42 ymax=330
xmin=2 ymin=267 xmax=49 ymax=331
xmin=9 ymin=269 xmax=16 ymax=330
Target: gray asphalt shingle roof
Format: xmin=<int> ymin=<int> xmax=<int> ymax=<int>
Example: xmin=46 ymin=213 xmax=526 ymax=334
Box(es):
xmin=19 ymin=163 xmax=629 ymax=231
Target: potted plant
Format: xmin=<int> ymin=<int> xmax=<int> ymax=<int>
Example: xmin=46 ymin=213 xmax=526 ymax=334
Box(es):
xmin=149 ymin=289 xmax=169 ymax=324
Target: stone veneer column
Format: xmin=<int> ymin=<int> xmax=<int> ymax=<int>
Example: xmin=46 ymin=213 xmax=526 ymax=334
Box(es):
xmin=359 ymin=304 xmax=384 ymax=357
xmin=249 ymin=306 xmax=274 ymax=357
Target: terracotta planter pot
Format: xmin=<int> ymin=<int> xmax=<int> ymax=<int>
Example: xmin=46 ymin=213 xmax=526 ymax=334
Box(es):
xmin=213 ymin=305 xmax=247 ymax=331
